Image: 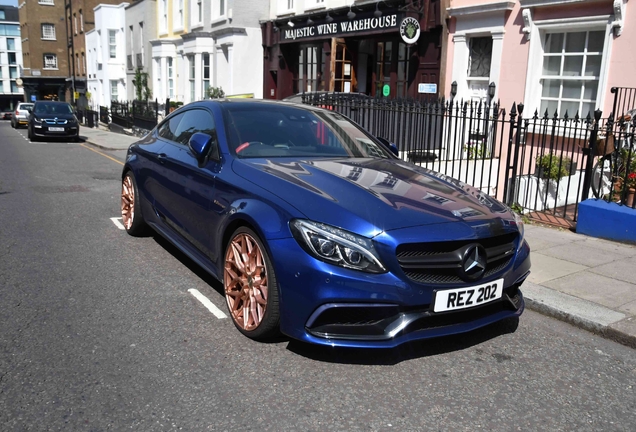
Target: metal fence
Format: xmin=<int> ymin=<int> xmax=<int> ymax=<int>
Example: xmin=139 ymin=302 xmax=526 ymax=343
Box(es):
xmin=110 ymin=99 xmax=160 ymax=130
xmin=302 ymin=91 xmax=636 ymax=224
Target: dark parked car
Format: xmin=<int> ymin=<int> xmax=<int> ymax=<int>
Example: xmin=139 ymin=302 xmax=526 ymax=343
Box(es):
xmin=27 ymin=101 xmax=80 ymax=142
xmin=3 ymin=111 xmax=12 ymax=120
xmin=121 ymin=100 xmax=530 ymax=348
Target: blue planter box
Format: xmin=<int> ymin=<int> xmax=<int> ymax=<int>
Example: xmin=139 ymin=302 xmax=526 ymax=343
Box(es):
xmin=577 ymin=199 xmax=636 ymax=243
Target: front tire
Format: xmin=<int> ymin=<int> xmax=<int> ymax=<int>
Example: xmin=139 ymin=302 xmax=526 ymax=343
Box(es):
xmin=224 ymin=227 xmax=280 ymax=340
xmin=121 ymin=171 xmax=147 ymax=236
xmin=27 ymin=127 xmax=35 ymax=142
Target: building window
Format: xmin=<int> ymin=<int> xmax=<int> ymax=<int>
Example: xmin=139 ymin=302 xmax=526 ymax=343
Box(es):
xmin=175 ymin=0 xmax=184 ymax=30
xmin=129 ymin=25 xmax=134 ymax=55
xmin=1 ymin=25 xmax=20 ymax=36
xmin=11 ymin=80 xmax=18 ymax=93
xmin=189 ymin=55 xmax=195 ymax=101
xmin=468 ymin=37 xmax=492 ymax=78
xmin=8 ymin=52 xmax=16 ymax=64
xmin=160 ymin=0 xmax=168 ymax=33
xmin=167 ymin=57 xmax=174 ymax=98
xmin=109 ymin=30 xmax=117 ymax=59
xmin=193 ymin=0 xmax=203 ymax=25
xmin=6 ymin=38 xmax=15 ymax=51
xmin=80 ymin=10 xmax=84 ymax=32
xmin=110 ymin=80 xmax=118 ymax=101
xmin=73 ymin=14 xmax=77 ymax=35
xmin=376 ymin=41 xmax=392 ymax=95
xmin=0 ymin=11 xmax=4 ymax=20
xmin=278 ymin=0 xmax=294 ymax=14
xmin=81 ymin=52 xmax=85 ymax=75
xmin=202 ymin=53 xmax=210 ymax=98
xmin=298 ymin=46 xmax=324 ymax=93
xmin=213 ymin=0 xmax=226 ymax=19
xmin=41 ymin=23 xmax=56 ymax=40
xmin=38 ymin=0 xmax=54 ymax=4
xmin=539 ymin=30 xmax=605 ymax=118
xmin=43 ymin=53 xmax=58 ymax=69
xmin=139 ymin=23 xmax=144 ymax=60
xmin=9 ymin=66 xmax=17 ymax=79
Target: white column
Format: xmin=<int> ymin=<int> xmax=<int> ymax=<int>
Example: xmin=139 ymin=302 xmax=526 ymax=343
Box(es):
xmin=451 ymin=34 xmax=469 ymax=100
xmin=489 ymin=31 xmax=505 ymax=100
xmin=194 ymin=52 xmax=202 ymax=101
xmin=227 ymin=44 xmax=234 ymax=95
xmin=161 ymin=56 xmax=168 ymax=101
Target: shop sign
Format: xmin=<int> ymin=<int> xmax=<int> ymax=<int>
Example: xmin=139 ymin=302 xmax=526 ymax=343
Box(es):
xmin=282 ymin=12 xmax=400 ymax=42
xmin=418 ymin=83 xmax=437 ymax=94
xmin=382 ymin=84 xmax=390 ymax=97
xmin=400 ymin=17 xmax=420 ymax=44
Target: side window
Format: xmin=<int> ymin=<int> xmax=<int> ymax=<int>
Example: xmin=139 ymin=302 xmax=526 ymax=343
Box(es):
xmin=173 ymin=109 xmax=216 ymax=145
xmin=157 ymin=112 xmax=184 ymax=141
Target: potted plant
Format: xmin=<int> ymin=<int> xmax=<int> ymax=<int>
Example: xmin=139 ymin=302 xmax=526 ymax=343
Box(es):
xmin=626 ymin=172 xmax=636 ymax=207
xmin=535 ymin=153 xmax=575 ymax=181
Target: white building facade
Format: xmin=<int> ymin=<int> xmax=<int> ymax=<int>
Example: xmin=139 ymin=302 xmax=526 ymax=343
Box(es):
xmin=86 ymin=3 xmax=129 ymax=107
xmin=0 ymin=6 xmax=24 ymax=111
xmin=151 ymin=0 xmax=268 ymax=105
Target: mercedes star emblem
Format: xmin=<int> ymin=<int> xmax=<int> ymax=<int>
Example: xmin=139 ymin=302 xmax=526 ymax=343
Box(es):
xmin=460 ymin=244 xmax=487 ymax=281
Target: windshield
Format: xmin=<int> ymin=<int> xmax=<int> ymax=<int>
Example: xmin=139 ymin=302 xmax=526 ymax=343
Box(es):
xmin=34 ymin=102 xmax=73 ymax=115
xmin=223 ymin=104 xmax=393 ymax=159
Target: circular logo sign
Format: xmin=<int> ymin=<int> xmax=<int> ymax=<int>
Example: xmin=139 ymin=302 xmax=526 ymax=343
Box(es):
xmin=16 ymin=78 xmax=23 ymax=87
xmin=382 ymin=84 xmax=390 ymax=97
xmin=400 ymin=17 xmax=421 ymax=44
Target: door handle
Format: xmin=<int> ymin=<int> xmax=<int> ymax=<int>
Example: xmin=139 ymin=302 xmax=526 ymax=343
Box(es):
xmin=157 ymin=153 xmax=167 ymax=164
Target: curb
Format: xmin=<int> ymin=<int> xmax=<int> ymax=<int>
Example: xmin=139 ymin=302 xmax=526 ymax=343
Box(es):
xmin=523 ymin=282 xmax=636 ymax=349
xmin=82 ymin=139 xmax=122 ymax=151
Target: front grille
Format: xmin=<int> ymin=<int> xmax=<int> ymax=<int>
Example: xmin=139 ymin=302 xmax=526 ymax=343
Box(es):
xmin=396 ymin=232 xmax=518 ymax=285
xmin=44 ymin=119 xmax=68 ymax=125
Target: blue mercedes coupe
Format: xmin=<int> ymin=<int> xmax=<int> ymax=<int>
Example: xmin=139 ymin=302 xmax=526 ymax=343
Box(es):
xmin=121 ymin=99 xmax=530 ymax=348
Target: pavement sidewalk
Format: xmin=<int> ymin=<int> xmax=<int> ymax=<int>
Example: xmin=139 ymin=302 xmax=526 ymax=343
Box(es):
xmin=81 ymin=126 xmax=636 ymax=349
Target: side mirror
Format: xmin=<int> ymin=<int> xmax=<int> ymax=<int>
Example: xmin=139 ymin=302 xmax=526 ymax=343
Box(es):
xmin=27 ymin=108 xmax=32 ymax=114
xmin=376 ymin=136 xmax=399 ymax=156
xmin=188 ymin=132 xmax=219 ymax=167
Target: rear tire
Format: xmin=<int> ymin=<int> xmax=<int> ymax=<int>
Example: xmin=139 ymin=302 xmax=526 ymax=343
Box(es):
xmin=121 ymin=171 xmax=148 ymax=236
xmin=224 ymin=227 xmax=280 ymax=340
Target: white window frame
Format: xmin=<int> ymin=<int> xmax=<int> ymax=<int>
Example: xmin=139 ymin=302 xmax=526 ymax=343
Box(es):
xmin=159 ymin=0 xmax=168 ymax=35
xmin=278 ymin=0 xmax=295 ymax=15
xmin=42 ymin=53 xmax=58 ymax=70
xmin=174 ymin=0 xmax=185 ymax=32
xmin=108 ymin=29 xmax=117 ymax=60
xmin=212 ymin=0 xmax=226 ymax=22
xmin=202 ymin=53 xmax=210 ymax=98
xmin=80 ymin=10 xmax=84 ymax=32
xmin=74 ymin=14 xmax=77 ymax=35
xmin=110 ymin=80 xmax=118 ymax=101
xmin=189 ymin=55 xmax=195 ymax=102
xmin=192 ymin=0 xmax=203 ymax=28
xmin=167 ymin=57 xmax=174 ymax=98
xmin=38 ymin=0 xmax=54 ymax=5
xmin=41 ymin=23 xmax=56 ymax=40
xmin=523 ymin=15 xmax=614 ymax=119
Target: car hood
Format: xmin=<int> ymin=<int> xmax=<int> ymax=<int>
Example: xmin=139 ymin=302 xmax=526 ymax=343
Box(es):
xmin=232 ymin=157 xmax=514 ymax=236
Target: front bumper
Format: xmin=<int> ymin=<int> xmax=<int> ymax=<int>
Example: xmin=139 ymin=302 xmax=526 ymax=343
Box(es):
xmin=268 ymin=233 xmax=530 ymax=348
xmin=32 ymin=124 xmax=79 ymax=138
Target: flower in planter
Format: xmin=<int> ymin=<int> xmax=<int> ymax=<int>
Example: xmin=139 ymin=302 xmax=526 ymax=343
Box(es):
xmin=627 ymin=172 xmax=636 ymax=189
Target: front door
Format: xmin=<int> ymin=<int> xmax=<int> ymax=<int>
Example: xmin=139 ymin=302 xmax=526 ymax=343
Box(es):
xmin=331 ymin=38 xmax=356 ymax=93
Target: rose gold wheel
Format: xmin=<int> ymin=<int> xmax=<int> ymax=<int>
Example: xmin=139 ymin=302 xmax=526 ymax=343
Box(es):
xmin=224 ymin=231 xmax=270 ymax=332
xmin=121 ymin=174 xmax=135 ymax=230
xmin=120 ymin=172 xmax=147 ymax=236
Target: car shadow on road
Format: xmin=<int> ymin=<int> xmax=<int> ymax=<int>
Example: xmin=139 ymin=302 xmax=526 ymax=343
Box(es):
xmin=150 ymin=230 xmax=521 ymax=363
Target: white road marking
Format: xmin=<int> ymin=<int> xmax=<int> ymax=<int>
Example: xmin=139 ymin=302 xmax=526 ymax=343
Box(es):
xmin=110 ymin=217 xmax=126 ymax=230
xmin=188 ymin=289 xmax=228 ymax=319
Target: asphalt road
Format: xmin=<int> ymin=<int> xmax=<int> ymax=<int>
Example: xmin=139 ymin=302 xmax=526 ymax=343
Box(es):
xmin=1 ymin=121 xmax=635 ymax=431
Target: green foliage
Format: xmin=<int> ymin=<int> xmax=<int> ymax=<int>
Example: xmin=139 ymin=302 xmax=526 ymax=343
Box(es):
xmin=132 ymin=68 xmax=152 ymax=101
xmin=536 ymin=153 xmax=572 ymax=181
xmin=208 ymin=86 xmax=225 ymax=99
xmin=464 ymin=141 xmax=490 ymax=160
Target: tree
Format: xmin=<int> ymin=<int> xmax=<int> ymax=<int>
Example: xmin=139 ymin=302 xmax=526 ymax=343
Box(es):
xmin=132 ymin=68 xmax=152 ymax=101
xmin=208 ymin=86 xmax=225 ymax=99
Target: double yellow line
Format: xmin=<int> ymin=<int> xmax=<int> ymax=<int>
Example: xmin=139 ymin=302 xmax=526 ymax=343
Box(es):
xmin=80 ymin=143 xmax=124 ymax=166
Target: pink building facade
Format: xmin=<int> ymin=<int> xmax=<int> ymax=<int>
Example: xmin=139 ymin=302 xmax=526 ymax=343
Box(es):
xmin=444 ymin=0 xmax=634 ymax=118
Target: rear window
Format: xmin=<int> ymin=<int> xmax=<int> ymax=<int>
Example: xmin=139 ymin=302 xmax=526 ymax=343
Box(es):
xmin=18 ymin=104 xmax=33 ymax=110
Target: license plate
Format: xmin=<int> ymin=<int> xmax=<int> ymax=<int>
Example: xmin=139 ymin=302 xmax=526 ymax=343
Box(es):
xmin=49 ymin=127 xmax=65 ymax=132
xmin=433 ymin=278 xmax=504 ymax=312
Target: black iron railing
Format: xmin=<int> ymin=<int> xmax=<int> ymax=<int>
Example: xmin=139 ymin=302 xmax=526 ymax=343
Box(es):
xmin=110 ymin=99 xmax=159 ymax=131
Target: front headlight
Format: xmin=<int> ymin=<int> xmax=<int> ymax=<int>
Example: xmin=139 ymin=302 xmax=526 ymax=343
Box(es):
xmin=290 ymin=219 xmax=387 ymax=273
xmin=33 ymin=117 xmax=42 ymax=124
xmin=513 ymin=212 xmax=525 ymax=250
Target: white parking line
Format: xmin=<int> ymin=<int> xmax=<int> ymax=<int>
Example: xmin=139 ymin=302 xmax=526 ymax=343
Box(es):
xmin=188 ymin=289 xmax=228 ymax=319
xmin=110 ymin=217 xmax=125 ymax=230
